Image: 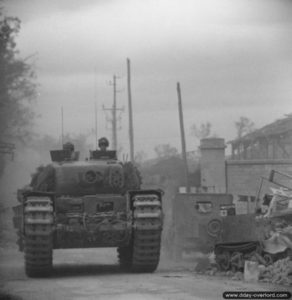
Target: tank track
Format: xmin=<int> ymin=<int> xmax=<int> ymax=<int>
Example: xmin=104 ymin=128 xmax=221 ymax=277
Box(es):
xmin=215 ymin=242 xmax=260 ymax=271
xmin=24 ymin=197 xmax=54 ymax=277
xmin=118 ymin=193 xmax=162 ymax=272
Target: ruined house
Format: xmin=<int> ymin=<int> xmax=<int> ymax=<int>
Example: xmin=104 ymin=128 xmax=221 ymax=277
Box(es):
xmin=229 ymin=114 xmax=292 ymax=160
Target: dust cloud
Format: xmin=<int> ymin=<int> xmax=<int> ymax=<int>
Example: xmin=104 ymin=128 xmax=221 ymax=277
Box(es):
xmin=0 ymin=147 xmax=41 ymax=248
xmin=0 ymin=146 xmax=202 ymax=272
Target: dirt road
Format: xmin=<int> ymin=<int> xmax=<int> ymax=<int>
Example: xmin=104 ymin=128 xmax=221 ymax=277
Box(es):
xmin=1 ymin=247 xmax=291 ymax=300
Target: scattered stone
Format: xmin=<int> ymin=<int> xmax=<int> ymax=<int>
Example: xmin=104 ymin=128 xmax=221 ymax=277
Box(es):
xmin=209 ymin=268 xmax=217 ymax=276
xmin=194 ymin=256 xmax=211 ymax=273
xmin=231 ymin=271 xmax=243 ymax=281
xmin=258 ymin=257 xmax=292 ymax=285
xmin=225 ymin=270 xmax=234 ymax=277
xmin=244 ymin=260 xmax=260 ymax=282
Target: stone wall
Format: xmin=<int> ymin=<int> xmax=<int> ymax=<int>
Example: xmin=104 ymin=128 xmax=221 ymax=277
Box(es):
xmin=198 ymin=138 xmax=292 ymax=214
xmin=200 ymin=138 xmax=226 ymax=193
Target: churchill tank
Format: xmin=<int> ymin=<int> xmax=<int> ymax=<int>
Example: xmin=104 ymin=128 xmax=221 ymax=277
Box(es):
xmin=13 ymin=147 xmax=163 ymax=277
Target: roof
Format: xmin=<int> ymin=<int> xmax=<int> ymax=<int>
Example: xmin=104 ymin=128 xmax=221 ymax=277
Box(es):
xmin=229 ymin=114 xmax=292 ymax=145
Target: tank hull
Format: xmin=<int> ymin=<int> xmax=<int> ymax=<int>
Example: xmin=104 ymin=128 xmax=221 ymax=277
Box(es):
xmin=54 ymin=194 xmax=131 ymax=248
xmin=13 ymin=157 xmax=163 ymax=277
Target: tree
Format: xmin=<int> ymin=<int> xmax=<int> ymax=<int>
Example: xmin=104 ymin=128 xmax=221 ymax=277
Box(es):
xmin=154 ymin=144 xmax=178 ymax=159
xmin=0 ymin=11 xmax=37 ymax=142
xmin=235 ymin=117 xmax=255 ymax=139
xmin=190 ymin=122 xmax=212 ymax=140
xmin=134 ymin=150 xmax=147 ymax=165
xmin=0 ymin=10 xmax=37 ymax=176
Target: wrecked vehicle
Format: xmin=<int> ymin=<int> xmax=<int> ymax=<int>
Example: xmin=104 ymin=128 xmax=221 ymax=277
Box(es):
xmin=13 ymin=146 xmax=163 ymax=277
xmin=214 ymin=170 xmax=292 ymax=272
xmin=173 ymin=170 xmax=292 ymax=274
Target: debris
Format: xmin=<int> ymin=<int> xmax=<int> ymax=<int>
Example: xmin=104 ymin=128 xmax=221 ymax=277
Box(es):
xmin=194 ymin=256 xmax=211 ymax=273
xmin=209 ymin=267 xmax=218 ymax=276
xmin=225 ymin=270 xmax=234 ymax=277
xmin=204 ymin=267 xmax=218 ymax=276
xmin=259 ymin=257 xmax=292 ymax=285
xmin=232 ymin=271 xmax=243 ymax=281
xmin=244 ymin=260 xmax=260 ymax=282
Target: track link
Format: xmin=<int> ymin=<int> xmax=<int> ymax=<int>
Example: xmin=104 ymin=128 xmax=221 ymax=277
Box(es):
xmin=118 ymin=193 xmax=162 ymax=272
xmin=24 ymin=197 xmax=53 ymax=277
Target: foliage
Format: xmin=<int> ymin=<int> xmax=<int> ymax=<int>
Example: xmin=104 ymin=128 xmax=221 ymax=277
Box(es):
xmin=0 ymin=10 xmax=37 ymax=177
xmin=235 ymin=116 xmax=255 ymax=139
xmin=154 ymin=144 xmax=178 ymax=159
xmin=134 ymin=150 xmax=147 ymax=166
xmin=0 ymin=11 xmax=37 ymax=142
xmin=190 ymin=122 xmax=212 ymax=140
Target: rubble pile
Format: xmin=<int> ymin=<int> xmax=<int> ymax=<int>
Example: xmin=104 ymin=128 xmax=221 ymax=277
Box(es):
xmin=195 ymin=256 xmax=292 ymax=286
xmin=259 ymin=257 xmax=292 ymax=286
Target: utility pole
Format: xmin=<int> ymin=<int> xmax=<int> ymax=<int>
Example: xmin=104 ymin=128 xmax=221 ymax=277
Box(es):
xmin=61 ymin=106 xmax=64 ymax=147
xmin=177 ymin=82 xmax=189 ymax=193
xmin=93 ymin=68 xmax=98 ymax=149
xmin=112 ymin=75 xmax=117 ymax=150
xmin=103 ymin=75 xmax=124 ymax=150
xmin=127 ymin=58 xmax=135 ymax=162
xmin=95 ymin=102 xmax=98 ymax=149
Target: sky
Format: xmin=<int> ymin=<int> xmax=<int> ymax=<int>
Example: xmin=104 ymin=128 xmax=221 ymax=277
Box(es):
xmin=4 ymin=0 xmax=292 ymax=158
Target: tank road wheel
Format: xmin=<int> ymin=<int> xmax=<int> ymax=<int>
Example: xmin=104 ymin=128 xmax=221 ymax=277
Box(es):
xmin=24 ymin=197 xmax=54 ymax=277
xmin=131 ymin=193 xmax=163 ymax=273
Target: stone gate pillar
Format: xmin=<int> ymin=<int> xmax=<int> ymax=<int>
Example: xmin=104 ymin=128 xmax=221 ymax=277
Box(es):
xmin=200 ymin=138 xmax=226 ymax=193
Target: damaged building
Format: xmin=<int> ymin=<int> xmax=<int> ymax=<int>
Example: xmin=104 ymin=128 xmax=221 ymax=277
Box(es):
xmin=173 ymin=115 xmax=292 ymax=262
xmin=199 ymin=115 xmax=292 ymax=214
xmin=229 ymin=114 xmax=292 ymax=160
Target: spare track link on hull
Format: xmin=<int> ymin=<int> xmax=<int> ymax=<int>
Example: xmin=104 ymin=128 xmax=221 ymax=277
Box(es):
xmin=24 ymin=197 xmax=53 ymax=277
xmin=131 ymin=194 xmax=162 ymax=272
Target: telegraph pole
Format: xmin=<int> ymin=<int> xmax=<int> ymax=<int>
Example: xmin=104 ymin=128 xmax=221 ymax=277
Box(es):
xmin=112 ymin=75 xmax=117 ymax=150
xmin=93 ymin=68 xmax=98 ymax=149
xmin=103 ymin=75 xmax=124 ymax=151
xmin=95 ymin=102 xmax=98 ymax=149
xmin=177 ymin=82 xmax=189 ymax=192
xmin=127 ymin=58 xmax=135 ymax=162
xmin=61 ymin=106 xmax=64 ymax=147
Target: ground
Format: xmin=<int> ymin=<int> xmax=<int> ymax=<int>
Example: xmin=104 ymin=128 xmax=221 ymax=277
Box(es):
xmin=1 ymin=246 xmax=292 ymax=300
xmin=0 ymin=208 xmax=291 ymax=299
